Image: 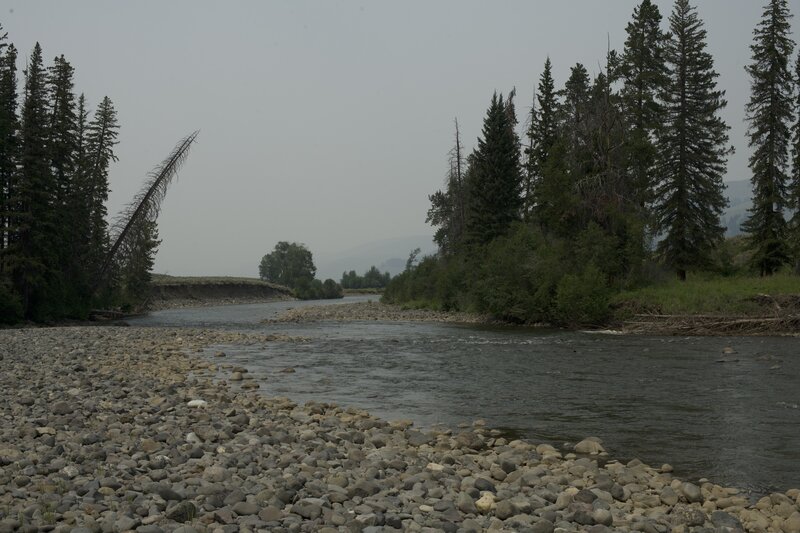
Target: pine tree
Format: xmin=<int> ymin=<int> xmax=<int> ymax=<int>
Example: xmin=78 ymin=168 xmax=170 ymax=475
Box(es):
xmin=654 ymin=0 xmax=730 ymax=281
xmin=526 ymin=58 xmax=559 ymax=222
xmin=559 ymin=63 xmax=591 ymax=167
xmin=120 ymin=219 xmax=159 ymax=308
xmin=14 ymin=42 xmax=56 ymax=317
xmin=0 ymin=40 xmax=19 ymax=264
xmin=618 ymin=0 xmax=670 ymax=208
xmin=46 ymin=54 xmax=80 ymax=312
xmin=790 ymin=51 xmax=800 ymax=272
xmin=464 ymin=92 xmax=522 ymax=246
xmin=742 ymin=0 xmax=795 ymax=276
xmin=85 ymin=96 xmax=119 ymax=275
xmin=48 ymin=55 xmax=77 ymax=204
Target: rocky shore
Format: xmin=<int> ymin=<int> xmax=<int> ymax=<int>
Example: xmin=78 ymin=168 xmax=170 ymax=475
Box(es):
xmin=1 ymin=327 xmax=800 ymax=533
xmin=265 ymin=301 xmax=494 ymax=325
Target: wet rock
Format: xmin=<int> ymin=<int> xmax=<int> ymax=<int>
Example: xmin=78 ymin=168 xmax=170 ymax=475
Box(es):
xmin=711 ymin=510 xmax=744 ymax=531
xmin=681 ymin=482 xmax=704 ymax=503
xmin=574 ymin=438 xmax=605 ymax=455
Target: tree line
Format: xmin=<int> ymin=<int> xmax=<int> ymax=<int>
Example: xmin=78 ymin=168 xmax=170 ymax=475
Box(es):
xmin=259 ymin=241 xmax=343 ymax=300
xmin=341 ymin=266 xmax=391 ymax=290
xmin=385 ymin=0 xmax=800 ymax=324
xmin=0 ymin=26 xmax=158 ymax=323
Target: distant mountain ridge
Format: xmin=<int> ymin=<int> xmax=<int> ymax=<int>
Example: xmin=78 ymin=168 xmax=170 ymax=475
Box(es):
xmin=316 ymin=235 xmax=437 ymax=281
xmin=722 ymin=179 xmax=752 ymax=237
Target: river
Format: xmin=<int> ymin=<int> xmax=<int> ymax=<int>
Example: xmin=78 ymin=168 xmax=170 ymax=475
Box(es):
xmin=128 ymin=296 xmax=800 ymax=496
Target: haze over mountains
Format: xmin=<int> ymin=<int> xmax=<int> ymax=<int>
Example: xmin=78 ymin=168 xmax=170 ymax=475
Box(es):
xmin=314 ymin=181 xmax=752 ymax=282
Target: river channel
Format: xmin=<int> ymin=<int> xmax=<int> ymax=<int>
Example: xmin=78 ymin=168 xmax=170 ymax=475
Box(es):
xmin=128 ymin=296 xmax=800 ymax=496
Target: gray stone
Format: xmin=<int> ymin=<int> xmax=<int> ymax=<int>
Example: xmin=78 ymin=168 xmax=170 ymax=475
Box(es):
xmin=710 ymin=511 xmax=744 ymax=531
xmin=292 ymin=500 xmax=322 ymax=520
xmin=349 ymin=479 xmax=380 ymax=498
xmin=165 ymin=501 xmax=197 ymax=523
xmin=496 ymin=500 xmax=516 ymax=520
xmin=574 ymin=489 xmax=597 ymax=504
xmin=458 ymin=492 xmax=478 ymax=514
xmin=114 ymin=516 xmax=139 ymax=532
xmin=232 ymin=501 xmax=259 ymax=515
xmin=258 ymin=506 xmax=282 ymax=522
xmin=474 ymin=478 xmax=496 ymax=493
xmin=681 ymin=482 xmax=703 ymax=503
xmin=146 ymin=483 xmax=182 ymax=501
xmin=52 ymin=401 xmax=73 ymax=415
xmin=531 ymin=519 xmax=555 ymax=533
xmin=136 ymin=527 xmax=164 ymax=533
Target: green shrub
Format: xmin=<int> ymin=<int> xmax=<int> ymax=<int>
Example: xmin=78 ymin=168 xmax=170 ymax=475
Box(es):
xmin=554 ymin=264 xmax=611 ymax=326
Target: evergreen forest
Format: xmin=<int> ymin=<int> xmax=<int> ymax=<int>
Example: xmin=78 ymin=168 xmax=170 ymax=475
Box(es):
xmin=0 ymin=27 xmax=167 ymax=323
xmin=384 ymin=0 xmax=800 ymax=325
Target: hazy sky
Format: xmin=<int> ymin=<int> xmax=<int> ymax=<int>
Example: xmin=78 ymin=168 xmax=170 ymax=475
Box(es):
xmin=3 ymin=1 xmax=794 ymax=277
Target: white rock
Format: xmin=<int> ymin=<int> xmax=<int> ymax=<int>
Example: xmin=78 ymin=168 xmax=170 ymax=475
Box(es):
xmin=187 ymin=399 xmax=207 ymax=408
xmin=426 ymin=462 xmax=445 ymax=472
xmin=475 ymin=492 xmax=495 ymax=513
xmin=574 ymin=438 xmax=605 ymax=455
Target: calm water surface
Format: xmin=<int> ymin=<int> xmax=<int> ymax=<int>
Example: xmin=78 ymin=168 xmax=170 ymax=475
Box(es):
xmin=129 ymin=297 xmax=800 ymax=495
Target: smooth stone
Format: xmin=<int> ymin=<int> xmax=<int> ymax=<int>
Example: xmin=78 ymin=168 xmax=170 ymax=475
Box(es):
xmin=531 ymin=519 xmax=555 ymax=533
xmin=232 ymin=501 xmax=259 ymax=515
xmin=259 ymin=506 xmax=282 ymax=522
xmin=165 ymin=501 xmax=197 ymax=523
xmin=474 ymin=478 xmax=496 ymax=493
xmin=458 ymin=492 xmax=478 ymax=514
xmin=681 ymin=482 xmax=703 ymax=503
xmin=574 ymin=438 xmax=605 ymax=455
xmin=495 ymin=500 xmax=515 ymax=520
xmin=475 ymin=493 xmax=495 ymax=513
xmin=711 ymin=511 xmax=744 ymax=531
xmin=292 ymin=501 xmax=322 ymax=520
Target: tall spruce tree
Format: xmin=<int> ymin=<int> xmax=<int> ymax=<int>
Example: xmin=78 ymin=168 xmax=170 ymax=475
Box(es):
xmin=654 ymin=0 xmax=730 ymax=281
xmin=559 ymin=63 xmax=591 ymax=162
xmin=0 ymin=39 xmax=18 ymax=262
xmin=464 ymin=92 xmax=522 ymax=246
xmin=47 ymin=54 xmax=80 ymax=312
xmin=85 ymin=96 xmax=119 ymax=275
xmin=618 ymin=0 xmax=669 ymax=208
xmin=790 ymin=51 xmax=800 ymax=272
xmin=742 ymin=0 xmax=795 ymax=276
xmin=524 ymin=58 xmax=559 ymax=219
xmin=15 ymin=42 xmax=57 ymax=317
xmin=48 ymin=55 xmax=77 ymax=204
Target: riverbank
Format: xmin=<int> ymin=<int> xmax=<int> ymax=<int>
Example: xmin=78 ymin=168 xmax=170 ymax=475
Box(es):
xmin=148 ymin=275 xmax=293 ymax=311
xmin=1 ymin=327 xmax=799 ymax=532
xmin=263 ymin=299 xmax=800 ymax=337
xmin=264 ymin=300 xmax=495 ymax=325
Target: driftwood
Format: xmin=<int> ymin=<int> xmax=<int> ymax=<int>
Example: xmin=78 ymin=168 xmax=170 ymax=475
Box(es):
xmin=624 ymin=313 xmax=800 ymax=336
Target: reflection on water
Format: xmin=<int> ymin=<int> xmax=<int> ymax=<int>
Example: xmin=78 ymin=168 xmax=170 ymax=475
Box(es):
xmin=129 ymin=298 xmax=800 ymax=494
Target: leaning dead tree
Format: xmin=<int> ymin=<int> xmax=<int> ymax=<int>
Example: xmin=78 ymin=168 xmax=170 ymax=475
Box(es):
xmin=92 ymin=131 xmax=199 ymax=293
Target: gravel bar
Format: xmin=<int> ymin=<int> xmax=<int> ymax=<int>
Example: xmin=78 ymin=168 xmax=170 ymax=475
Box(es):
xmin=1 ymin=326 xmax=799 ymax=533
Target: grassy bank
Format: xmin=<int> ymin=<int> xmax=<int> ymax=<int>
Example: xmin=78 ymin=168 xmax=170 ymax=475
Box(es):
xmin=610 ymin=274 xmax=800 ymax=335
xmin=613 ymin=274 xmax=800 ymax=317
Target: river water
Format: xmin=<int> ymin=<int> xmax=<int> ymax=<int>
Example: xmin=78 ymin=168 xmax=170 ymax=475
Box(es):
xmin=128 ymin=296 xmax=800 ymax=496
